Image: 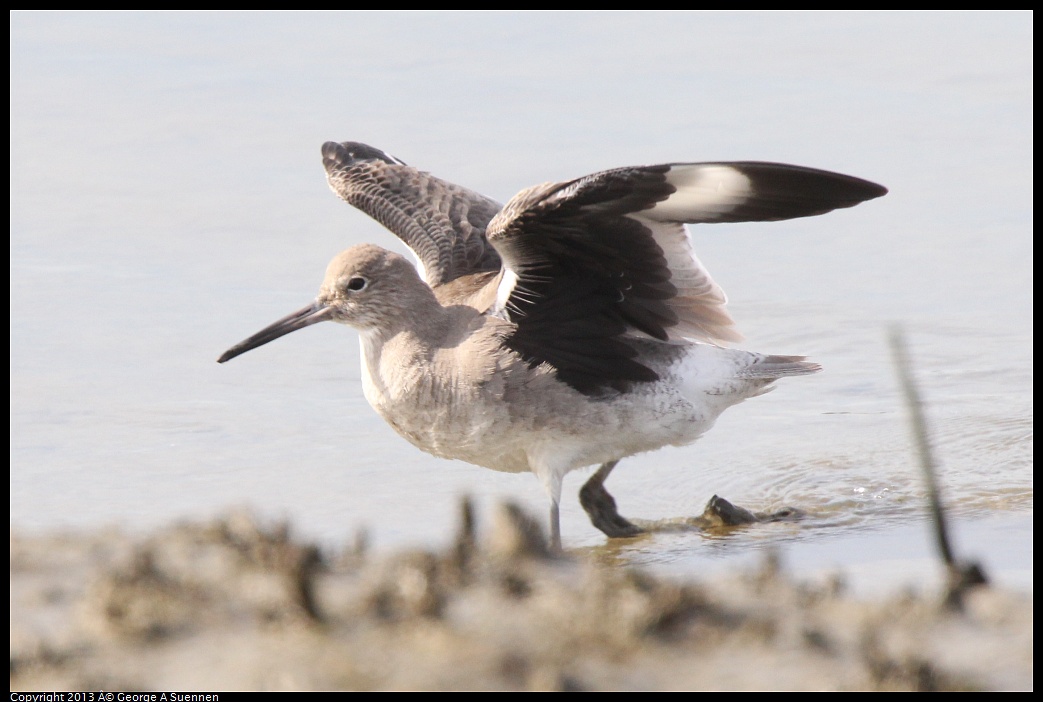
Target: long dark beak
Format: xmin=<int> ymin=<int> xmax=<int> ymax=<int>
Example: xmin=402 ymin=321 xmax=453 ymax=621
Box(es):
xmin=218 ymin=301 xmax=333 ymax=363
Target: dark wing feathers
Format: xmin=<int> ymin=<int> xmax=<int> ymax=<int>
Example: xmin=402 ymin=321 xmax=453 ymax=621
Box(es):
xmin=488 ymin=162 xmax=886 ymax=395
xmin=725 ymin=161 xmax=888 ymax=221
xmin=653 ymin=161 xmax=889 ymax=224
xmin=499 ymin=276 xmax=661 ymax=394
xmin=320 ymin=143 xmax=887 ymax=396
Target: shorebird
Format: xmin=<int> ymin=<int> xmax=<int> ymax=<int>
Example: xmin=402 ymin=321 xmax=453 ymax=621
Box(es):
xmin=219 ymin=141 xmax=886 ymax=548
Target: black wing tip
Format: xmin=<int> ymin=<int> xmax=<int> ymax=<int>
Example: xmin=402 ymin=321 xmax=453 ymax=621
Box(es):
xmin=216 ymin=347 xmax=241 ymax=364
xmin=736 ymin=161 xmax=888 ymax=204
xmin=842 ymin=175 xmax=888 ymax=202
xmin=834 ymin=177 xmax=887 ymax=208
xmin=864 ymin=180 xmax=889 ymax=200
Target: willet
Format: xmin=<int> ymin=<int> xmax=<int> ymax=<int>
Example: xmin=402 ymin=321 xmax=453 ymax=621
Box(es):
xmin=219 ymin=141 xmax=886 ymax=548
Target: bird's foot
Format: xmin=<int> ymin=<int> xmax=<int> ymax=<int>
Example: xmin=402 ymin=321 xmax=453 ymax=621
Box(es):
xmin=579 ymin=479 xmax=643 ymax=538
xmin=701 ymin=494 xmax=805 ymax=527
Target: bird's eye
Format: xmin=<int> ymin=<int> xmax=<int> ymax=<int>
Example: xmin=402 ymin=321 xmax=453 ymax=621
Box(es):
xmin=346 ymin=276 xmax=367 ymax=291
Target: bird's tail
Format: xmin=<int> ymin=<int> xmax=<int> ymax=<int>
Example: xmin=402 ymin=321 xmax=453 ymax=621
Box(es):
xmin=739 ymin=354 xmax=821 ymax=379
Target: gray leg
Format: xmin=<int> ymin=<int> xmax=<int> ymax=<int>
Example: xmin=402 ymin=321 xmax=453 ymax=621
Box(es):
xmin=578 ymin=460 xmax=643 ymax=538
xmin=549 ymin=498 xmax=561 ymax=551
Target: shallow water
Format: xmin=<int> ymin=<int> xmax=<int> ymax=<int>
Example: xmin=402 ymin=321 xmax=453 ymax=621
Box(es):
xmin=10 ymin=11 xmax=1032 ymax=592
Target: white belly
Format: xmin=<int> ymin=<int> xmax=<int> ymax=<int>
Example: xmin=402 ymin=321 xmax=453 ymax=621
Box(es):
xmin=358 ymin=332 xmax=777 ymax=480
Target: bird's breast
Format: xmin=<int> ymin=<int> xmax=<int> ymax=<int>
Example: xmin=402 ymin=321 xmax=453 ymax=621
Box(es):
xmin=357 ymin=331 xmax=533 ymax=472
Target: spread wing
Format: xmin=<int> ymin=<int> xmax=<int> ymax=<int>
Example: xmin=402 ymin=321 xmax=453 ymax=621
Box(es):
xmin=321 ymin=141 xmax=503 ymax=286
xmin=487 ymin=162 xmax=887 ymax=394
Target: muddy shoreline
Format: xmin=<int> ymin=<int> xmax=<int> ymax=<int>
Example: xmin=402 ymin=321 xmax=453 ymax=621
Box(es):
xmin=10 ymin=503 xmax=1032 ymax=691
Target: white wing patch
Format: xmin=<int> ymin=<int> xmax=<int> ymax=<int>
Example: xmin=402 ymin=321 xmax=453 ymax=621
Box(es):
xmin=642 ymin=165 xmax=753 ymax=223
xmin=492 ymin=268 xmax=519 ymax=319
xmin=626 ymin=165 xmax=753 ymax=344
